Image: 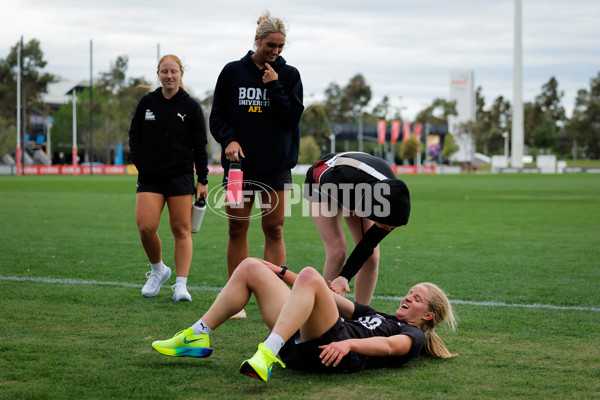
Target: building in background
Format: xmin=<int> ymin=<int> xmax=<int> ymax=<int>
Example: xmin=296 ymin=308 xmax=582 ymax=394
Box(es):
xmin=448 ymin=70 xmax=475 ymax=163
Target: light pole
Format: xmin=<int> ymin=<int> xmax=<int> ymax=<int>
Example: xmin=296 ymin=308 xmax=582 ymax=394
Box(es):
xmin=511 ymin=0 xmax=524 ymax=167
xmin=502 ymin=131 xmax=509 ymax=166
xmin=16 ymin=39 xmax=22 ymax=176
xmin=72 ymin=89 xmax=79 ymax=174
xmin=330 ymin=130 xmax=336 ymax=154
xmin=356 ymin=110 xmax=363 ymax=152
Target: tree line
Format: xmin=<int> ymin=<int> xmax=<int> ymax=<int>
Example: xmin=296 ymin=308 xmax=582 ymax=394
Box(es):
xmin=304 ymin=73 xmax=600 ymax=164
xmin=1 ymin=39 xmax=598 ymax=165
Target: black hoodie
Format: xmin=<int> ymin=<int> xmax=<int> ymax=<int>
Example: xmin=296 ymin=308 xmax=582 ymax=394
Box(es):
xmin=209 ymin=51 xmax=304 ymax=174
xmin=129 ymin=87 xmax=208 ymax=183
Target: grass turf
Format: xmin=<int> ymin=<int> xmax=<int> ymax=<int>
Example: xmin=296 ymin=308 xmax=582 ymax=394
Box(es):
xmin=0 ymin=173 xmax=599 ymax=399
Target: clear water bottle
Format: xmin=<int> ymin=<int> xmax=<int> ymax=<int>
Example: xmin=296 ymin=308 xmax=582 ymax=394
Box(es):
xmin=191 ymin=197 xmax=206 ymax=233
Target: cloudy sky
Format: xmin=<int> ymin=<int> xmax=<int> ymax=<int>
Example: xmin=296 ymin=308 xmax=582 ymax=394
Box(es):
xmin=2 ymin=0 xmax=599 ymax=120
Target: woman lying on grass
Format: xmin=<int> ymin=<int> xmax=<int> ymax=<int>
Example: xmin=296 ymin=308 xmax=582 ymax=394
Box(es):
xmin=152 ymin=257 xmax=458 ymax=381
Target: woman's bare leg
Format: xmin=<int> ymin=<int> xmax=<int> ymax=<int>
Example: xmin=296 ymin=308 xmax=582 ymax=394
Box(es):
xmin=201 ymin=258 xmax=291 ymax=330
xmin=135 ymin=192 xmax=165 ymax=264
xmin=226 ymin=198 xmax=254 ymax=279
xmin=310 ymin=201 xmax=347 ymax=282
xmin=166 ymin=194 xmax=193 ymax=278
xmin=260 ymin=190 xmax=287 ymax=266
xmin=271 ymin=267 xmax=340 ymax=343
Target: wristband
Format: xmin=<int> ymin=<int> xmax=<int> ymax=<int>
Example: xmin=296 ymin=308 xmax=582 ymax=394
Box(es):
xmin=278 ymin=266 xmax=288 ymax=280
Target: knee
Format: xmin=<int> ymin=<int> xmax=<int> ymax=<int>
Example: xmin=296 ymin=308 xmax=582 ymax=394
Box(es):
xmin=233 ymin=258 xmax=267 ymax=284
xmin=137 ymin=222 xmax=158 ymax=239
xmin=230 ymin=258 xmax=255 ymax=284
xmin=296 ymin=267 xmax=322 ymax=286
xmin=236 ymin=257 xmax=259 ymax=273
xmin=228 ymin=218 xmax=249 ymax=239
xmin=368 ymin=245 xmax=380 ymax=265
xmin=327 ymin=243 xmax=347 ymax=265
xmin=233 ymin=257 xmax=254 ymax=276
xmin=171 ymin=225 xmax=190 ymax=241
xmin=262 ymin=220 xmax=284 ymax=241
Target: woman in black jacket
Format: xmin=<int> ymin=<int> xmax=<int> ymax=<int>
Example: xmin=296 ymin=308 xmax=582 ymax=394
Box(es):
xmin=209 ymin=11 xmax=303 ymax=317
xmin=129 ymin=54 xmax=208 ymax=302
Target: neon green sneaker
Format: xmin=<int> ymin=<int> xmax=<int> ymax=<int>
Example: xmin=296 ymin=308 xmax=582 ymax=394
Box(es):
xmin=239 ymin=343 xmax=285 ymax=381
xmin=152 ymin=328 xmax=212 ymax=358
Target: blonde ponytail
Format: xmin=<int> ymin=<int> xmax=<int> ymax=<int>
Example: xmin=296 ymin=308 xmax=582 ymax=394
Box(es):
xmin=418 ymin=282 xmax=459 ymax=359
xmin=424 ymin=330 xmax=458 ymax=359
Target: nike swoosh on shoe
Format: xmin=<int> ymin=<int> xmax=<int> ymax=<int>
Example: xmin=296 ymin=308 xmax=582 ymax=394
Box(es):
xmin=183 ymin=337 xmax=204 ymax=344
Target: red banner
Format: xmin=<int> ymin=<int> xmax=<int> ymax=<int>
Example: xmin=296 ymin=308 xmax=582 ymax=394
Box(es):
xmin=414 ymin=123 xmax=423 ymax=139
xmin=403 ymin=121 xmax=411 ymax=140
xmin=16 ymin=146 xmax=22 ymax=176
xmin=391 ymin=120 xmax=401 ymax=144
xmin=72 ymin=147 xmax=79 ymax=175
xmin=16 ymin=164 xmax=228 ymax=176
xmin=377 ymin=120 xmax=387 ymax=144
xmin=391 ymin=165 xmax=437 ymax=175
xmin=21 ymin=165 xmax=127 ymax=175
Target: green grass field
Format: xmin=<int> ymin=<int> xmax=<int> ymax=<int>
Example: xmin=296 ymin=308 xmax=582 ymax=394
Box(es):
xmin=1 ymin=173 xmax=599 ymax=400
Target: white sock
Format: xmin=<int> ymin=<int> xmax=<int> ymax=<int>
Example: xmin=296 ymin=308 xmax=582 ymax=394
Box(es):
xmin=191 ymin=319 xmax=212 ymax=335
xmin=262 ymin=333 xmax=285 ymax=356
xmin=150 ymin=261 xmax=165 ymax=273
xmin=176 ymin=276 xmax=188 ymax=287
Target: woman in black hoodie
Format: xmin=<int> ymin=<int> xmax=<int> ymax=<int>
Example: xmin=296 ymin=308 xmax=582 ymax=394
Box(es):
xmin=129 ymin=54 xmax=208 ymax=302
xmin=210 ymin=11 xmax=304 ymax=317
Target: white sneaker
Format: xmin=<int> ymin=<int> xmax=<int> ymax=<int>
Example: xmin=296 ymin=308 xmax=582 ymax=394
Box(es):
xmin=172 ymin=283 xmax=192 ymax=302
xmin=142 ymin=266 xmax=171 ymax=297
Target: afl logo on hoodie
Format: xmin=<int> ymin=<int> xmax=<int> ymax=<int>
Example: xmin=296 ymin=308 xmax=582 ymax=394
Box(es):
xmin=145 ymin=109 xmax=156 ymax=120
xmin=238 ymin=87 xmax=270 ymax=113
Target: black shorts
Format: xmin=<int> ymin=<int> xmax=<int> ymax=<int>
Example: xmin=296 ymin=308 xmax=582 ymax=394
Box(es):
xmin=279 ymin=318 xmax=367 ymax=373
xmin=303 ymin=163 xmax=329 ymax=203
xmin=222 ymin=168 xmax=292 ymax=192
xmin=136 ymin=172 xmax=195 ymax=197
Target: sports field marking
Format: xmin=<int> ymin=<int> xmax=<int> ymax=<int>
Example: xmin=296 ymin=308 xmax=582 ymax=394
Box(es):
xmin=2 ymin=275 xmax=599 ymax=312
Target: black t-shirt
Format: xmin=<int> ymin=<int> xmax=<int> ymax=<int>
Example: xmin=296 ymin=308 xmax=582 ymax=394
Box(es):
xmin=280 ymin=302 xmax=425 ymax=373
xmin=349 ymin=303 xmax=425 ymax=369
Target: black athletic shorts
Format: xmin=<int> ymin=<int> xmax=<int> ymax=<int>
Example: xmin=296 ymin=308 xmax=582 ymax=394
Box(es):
xmin=279 ymin=318 xmax=368 ymax=373
xmin=136 ymin=172 xmax=195 ymax=197
xmin=303 ymin=159 xmax=329 ymax=203
xmin=222 ymin=168 xmax=292 ymax=192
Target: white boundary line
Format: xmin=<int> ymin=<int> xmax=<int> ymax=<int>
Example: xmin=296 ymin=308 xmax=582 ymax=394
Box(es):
xmin=2 ymin=275 xmax=599 ymax=312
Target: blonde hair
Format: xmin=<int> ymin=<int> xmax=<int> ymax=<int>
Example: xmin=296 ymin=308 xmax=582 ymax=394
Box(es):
xmin=157 ymin=54 xmax=185 ymax=90
xmin=418 ymin=282 xmax=459 ymax=359
xmin=254 ymin=11 xmax=287 ymax=48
